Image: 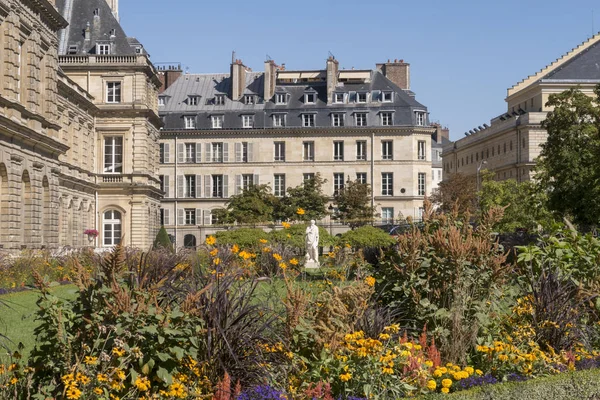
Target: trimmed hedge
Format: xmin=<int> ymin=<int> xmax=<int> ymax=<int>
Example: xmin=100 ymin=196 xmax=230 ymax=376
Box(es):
xmin=420 ymin=368 xmax=600 ymax=400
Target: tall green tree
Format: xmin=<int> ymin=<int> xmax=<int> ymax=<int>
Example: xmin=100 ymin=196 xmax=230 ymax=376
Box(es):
xmin=275 ymin=174 xmax=329 ymax=221
xmin=538 ymin=85 xmax=600 ymax=226
xmin=430 ymin=172 xmax=477 ymax=215
xmin=332 ymin=180 xmax=377 ymax=228
xmin=223 ymin=184 xmax=278 ymax=224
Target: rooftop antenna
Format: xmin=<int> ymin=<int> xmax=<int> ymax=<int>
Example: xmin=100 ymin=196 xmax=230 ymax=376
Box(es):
xmin=328 ymin=50 xmax=335 ymax=59
xmin=266 ymin=54 xmax=272 ymax=61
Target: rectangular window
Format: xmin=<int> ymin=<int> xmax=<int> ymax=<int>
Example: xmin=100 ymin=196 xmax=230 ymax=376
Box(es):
xmin=242 ymin=115 xmax=254 ymax=128
xmin=303 ymin=141 xmax=314 ymax=161
xmin=214 ymin=94 xmax=225 ymax=105
xmin=356 ymin=172 xmax=367 ymax=184
xmin=104 ymin=136 xmax=123 ymax=173
xmin=356 ymin=92 xmax=367 ymax=103
xmin=242 ymin=174 xmax=254 ymax=191
xmin=381 ymin=173 xmax=393 ymax=196
xmin=184 ymin=143 xmax=196 ymax=163
xmin=274 ymin=174 xmax=286 ymax=197
xmin=334 ymin=93 xmax=344 ymax=103
xmin=418 ymin=141 xmax=426 ymax=160
xmin=275 ymin=93 xmax=287 ymax=104
xmin=158 ymin=97 xmax=165 ymax=106
xmin=106 ymin=82 xmax=121 ymax=103
xmin=274 ymin=142 xmax=285 ymax=162
xmin=332 ymin=113 xmax=345 ymax=127
xmin=211 ymin=115 xmax=224 ymax=129
xmin=189 ymin=96 xmax=200 ymax=106
xmin=212 ymin=143 xmax=223 ymax=163
xmin=333 ymin=173 xmax=345 ymax=194
xmin=415 ymin=111 xmax=426 ymax=126
xmin=184 ymin=116 xmax=195 ymax=129
xmin=382 ymin=140 xmax=393 ymax=160
xmin=382 ymin=207 xmax=394 ymax=224
xmin=97 ymin=43 xmax=110 ymax=55
xmin=240 ymin=142 xmax=249 ymax=162
xmin=382 ymin=91 xmax=393 ymax=102
xmin=273 ymin=114 xmax=286 ymax=127
xmin=303 ymin=173 xmax=315 ymax=182
xmin=184 ymin=175 xmax=196 ymax=198
xmin=212 ymin=175 xmax=223 ymax=198
xmin=159 ymin=143 xmax=167 ymax=163
xmin=418 ymin=173 xmax=426 ymax=196
xmin=160 ymin=175 xmax=165 ymax=192
xmin=184 ymin=209 xmax=196 ymax=225
xmin=355 ymin=112 xmax=367 ymax=126
xmin=356 ymin=141 xmax=367 ymax=160
xmin=334 ymin=141 xmax=344 ymax=161
xmin=305 ymin=93 xmax=316 ymax=104
xmin=380 ymin=112 xmax=393 ymax=126
xmin=244 ymin=95 xmax=255 ymax=105
xmin=302 ymin=114 xmax=315 ymax=127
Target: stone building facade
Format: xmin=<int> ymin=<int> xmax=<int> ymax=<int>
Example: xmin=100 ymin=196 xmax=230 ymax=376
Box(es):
xmin=0 ymin=0 xmax=162 ymax=250
xmin=442 ymin=33 xmax=600 ymax=183
xmin=158 ymin=58 xmax=435 ymax=247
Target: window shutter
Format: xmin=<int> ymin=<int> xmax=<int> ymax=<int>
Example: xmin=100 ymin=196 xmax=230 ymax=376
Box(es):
xmin=205 ymin=143 xmax=212 ymax=163
xmin=223 ymin=143 xmax=229 ymax=162
xmin=177 ymin=175 xmax=184 ymax=198
xmin=235 ymin=143 xmax=242 ymax=162
xmin=164 ymin=143 xmax=171 ymax=163
xmin=164 ymin=209 xmax=170 ymax=225
xmin=195 ymin=175 xmax=202 ymax=198
xmin=164 ymin=175 xmax=170 ymax=198
xmin=196 ymin=208 xmax=202 ymax=225
xmin=203 ymin=209 xmax=212 ymax=225
xmin=195 ymin=143 xmax=202 ymax=163
xmin=177 ymin=143 xmax=184 ymax=163
xmin=177 ymin=208 xmax=184 ymax=225
xmin=247 ymin=143 xmax=254 ymax=162
xmin=223 ymin=175 xmax=229 ymax=198
xmin=204 ymin=175 xmax=211 ymax=198
xmin=253 ymin=174 xmax=260 ymax=185
xmin=235 ymin=175 xmax=242 ymax=194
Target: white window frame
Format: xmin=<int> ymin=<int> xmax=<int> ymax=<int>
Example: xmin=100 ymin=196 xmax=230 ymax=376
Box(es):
xmin=184 ymin=143 xmax=196 ymax=163
xmin=184 ymin=209 xmax=196 ymax=225
xmin=382 ymin=140 xmax=393 ymax=160
xmin=332 ymin=113 xmax=345 ymax=127
xmin=303 ymin=141 xmax=314 ymax=161
xmin=415 ymin=111 xmax=426 ymax=126
xmin=242 ymin=174 xmax=254 ymax=191
xmin=211 ymin=142 xmax=223 ymax=163
xmin=334 ymin=93 xmax=345 ymax=103
xmin=356 ymin=92 xmax=368 ymax=103
xmin=103 ymin=210 xmax=122 ymax=247
xmin=106 ymin=82 xmax=121 ymax=103
xmin=356 ymin=140 xmax=367 ymax=160
xmin=304 ymin=92 xmax=316 ymax=104
xmin=211 ymin=115 xmax=224 ymax=129
xmin=274 ymin=174 xmax=286 ymax=197
xmin=184 ymin=116 xmax=196 ymax=129
xmin=274 ymin=142 xmax=285 ymax=162
xmin=382 ymin=172 xmax=393 ymax=196
xmin=418 ymin=173 xmax=426 ymax=196
xmin=275 ymin=93 xmax=287 ymax=105
xmin=302 ymin=114 xmax=315 ymax=127
xmin=355 ymin=113 xmax=367 ymax=127
xmin=333 ymin=141 xmax=344 ymax=161
xmin=244 ymin=95 xmax=255 ymax=105
xmin=380 ymin=112 xmax=393 ymax=126
xmin=184 ymin=175 xmax=196 ymax=198
xmin=356 ymin=172 xmax=367 ymax=184
xmin=189 ymin=96 xmax=200 ymax=106
xmin=272 ymin=113 xmax=286 ymax=127
xmin=382 ymin=91 xmax=393 ymax=102
xmin=382 ymin=207 xmax=394 ymax=224
xmin=104 ymin=136 xmax=123 ymax=174
xmin=418 ymin=141 xmax=426 ymax=160
xmin=97 ymin=43 xmax=110 ymax=55
xmin=303 ymin=173 xmax=315 ymax=182
xmin=158 ymin=97 xmax=165 ymax=106
xmin=242 ymin=115 xmax=254 ymax=128
xmin=212 ymin=175 xmax=224 ymax=198
xmin=333 ymin=173 xmax=345 ymax=194
xmin=214 ymin=95 xmax=225 ymax=105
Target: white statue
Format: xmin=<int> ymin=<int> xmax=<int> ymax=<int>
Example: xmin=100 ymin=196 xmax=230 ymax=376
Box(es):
xmin=305 ymin=220 xmax=320 ymax=267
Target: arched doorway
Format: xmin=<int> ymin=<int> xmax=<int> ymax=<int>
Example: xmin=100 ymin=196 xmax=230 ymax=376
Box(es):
xmin=103 ymin=209 xmax=122 ymax=246
xmin=183 ymin=234 xmax=197 ymax=249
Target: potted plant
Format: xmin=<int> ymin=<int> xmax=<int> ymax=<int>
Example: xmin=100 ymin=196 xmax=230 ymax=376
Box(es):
xmin=84 ymin=229 xmax=99 ymax=243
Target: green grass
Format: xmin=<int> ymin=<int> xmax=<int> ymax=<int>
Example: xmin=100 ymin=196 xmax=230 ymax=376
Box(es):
xmin=0 ymin=284 xmax=78 ymax=359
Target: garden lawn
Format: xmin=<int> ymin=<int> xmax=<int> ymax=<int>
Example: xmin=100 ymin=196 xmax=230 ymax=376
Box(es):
xmin=0 ymin=284 xmax=77 ymax=360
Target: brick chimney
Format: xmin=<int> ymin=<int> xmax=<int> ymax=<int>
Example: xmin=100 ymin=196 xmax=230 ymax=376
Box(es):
xmin=431 ymin=123 xmax=450 ymax=144
xmin=230 ymin=59 xmax=247 ymax=101
xmin=263 ymin=59 xmax=278 ymax=101
xmin=376 ymin=59 xmax=410 ymax=90
xmin=326 ymin=56 xmax=339 ymax=104
xmin=157 ymin=64 xmax=182 ymax=94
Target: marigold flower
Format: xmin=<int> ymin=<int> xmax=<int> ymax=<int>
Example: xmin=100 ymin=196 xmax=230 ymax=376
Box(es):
xmin=296 ymin=208 xmax=305 ymax=215
xmin=442 ymin=379 xmax=452 ymax=388
xmin=282 ymin=221 xmax=291 ymax=229
xmin=427 ymin=380 xmax=437 ymax=391
xmin=441 ymin=387 xmax=450 ymax=394
xmin=205 ymin=236 xmax=216 ymax=246
xmin=365 ymin=276 xmax=376 ymax=287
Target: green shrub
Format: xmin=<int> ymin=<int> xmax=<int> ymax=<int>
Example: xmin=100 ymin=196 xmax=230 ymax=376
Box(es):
xmin=338 ymin=225 xmax=396 ymax=248
xmin=215 ymin=228 xmax=268 ymax=248
xmin=420 ymin=368 xmax=600 ymax=400
xmin=153 ymin=225 xmax=173 ymax=252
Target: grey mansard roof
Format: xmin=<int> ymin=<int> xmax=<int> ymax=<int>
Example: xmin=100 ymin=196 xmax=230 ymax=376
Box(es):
xmin=159 ymin=70 xmax=428 ymax=131
xmin=57 ymin=0 xmax=141 ymax=56
xmin=542 ymin=40 xmax=600 ymax=81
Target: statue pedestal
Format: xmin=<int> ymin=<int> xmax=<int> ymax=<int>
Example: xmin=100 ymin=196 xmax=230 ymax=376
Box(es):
xmin=305 ymin=260 xmax=320 ymax=269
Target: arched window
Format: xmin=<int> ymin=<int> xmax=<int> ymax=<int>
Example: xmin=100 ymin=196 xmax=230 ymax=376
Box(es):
xmin=0 ymin=164 xmax=8 ymax=246
xmin=183 ymin=234 xmax=196 ymax=249
xmin=41 ymin=176 xmax=50 ymax=245
xmin=103 ymin=210 xmax=122 ymax=246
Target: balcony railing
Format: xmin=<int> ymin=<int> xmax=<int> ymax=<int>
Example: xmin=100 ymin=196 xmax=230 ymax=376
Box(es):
xmin=99 ymin=174 xmax=160 ymax=189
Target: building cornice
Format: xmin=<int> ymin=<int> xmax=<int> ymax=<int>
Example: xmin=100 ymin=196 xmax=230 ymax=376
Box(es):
xmin=0 ymin=114 xmax=68 ymax=158
xmin=22 ymin=0 xmax=68 ymax=31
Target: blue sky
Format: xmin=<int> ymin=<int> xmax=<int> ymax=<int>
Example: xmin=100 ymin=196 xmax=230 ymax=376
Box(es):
xmin=121 ymin=0 xmax=599 ymax=140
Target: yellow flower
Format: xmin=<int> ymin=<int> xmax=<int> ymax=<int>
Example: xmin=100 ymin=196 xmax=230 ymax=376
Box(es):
xmin=339 ymin=372 xmax=352 ymax=382
xmin=213 ymin=257 xmax=221 ymax=266
xmin=97 ymin=373 xmax=108 ymax=382
xmin=425 ymin=360 xmax=434 ymax=367
xmin=498 ymin=354 xmax=509 ymax=362
xmin=441 ymin=379 xmax=452 ymax=388
xmin=433 ymin=369 xmax=443 ymax=378
xmin=205 ymin=236 xmax=216 ymax=246
xmin=94 ymin=388 xmax=103 ymax=395
xmin=379 ymin=333 xmax=391 ymax=340
xmin=427 ymin=380 xmax=437 ymax=391
xmin=289 ymin=258 xmax=298 ymax=265
xmin=135 ymin=376 xmax=151 ymax=391
xmin=259 ymin=239 xmax=268 ymax=244
xmin=209 ymin=248 xmax=218 ymax=257
xmin=112 ymin=347 xmax=125 ymax=357
xmin=282 ymin=222 xmax=291 ymax=229
xmin=441 ymin=387 xmax=450 ymax=394
xmin=464 ymin=366 xmax=474 ymax=375
xmin=382 ymin=366 xmax=394 ymax=374
xmin=365 ymin=276 xmax=376 ymax=287
xmin=273 ymin=253 xmax=283 ymax=261
xmin=475 ymin=369 xmax=483 ymax=376
xmin=66 ymin=387 xmax=82 ymax=399
xmin=10 ymin=377 xmax=17 ymax=385
xmin=231 ymin=244 xmax=239 ymax=253
xmin=76 ymin=372 xmax=90 ymax=384
xmin=168 ymin=381 xmax=186 ymax=398
xmin=296 ymin=208 xmax=305 ymax=215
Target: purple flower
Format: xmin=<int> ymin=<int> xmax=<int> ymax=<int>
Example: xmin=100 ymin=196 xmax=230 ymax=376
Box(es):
xmin=506 ymin=373 xmax=529 ymax=382
xmin=237 ymin=385 xmax=286 ymax=400
xmin=458 ymin=374 xmax=498 ymax=389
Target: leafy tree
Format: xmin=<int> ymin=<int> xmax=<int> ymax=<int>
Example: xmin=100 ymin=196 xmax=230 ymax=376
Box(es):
xmin=430 ymin=172 xmax=477 ymax=215
xmin=275 ymin=174 xmax=329 ymax=222
xmin=479 ymin=171 xmax=553 ymax=233
xmin=153 ymin=226 xmax=173 ymax=252
xmin=224 ymin=184 xmax=278 ymax=224
xmin=537 ymin=85 xmax=600 ymax=226
xmin=332 ymin=180 xmax=377 ymax=228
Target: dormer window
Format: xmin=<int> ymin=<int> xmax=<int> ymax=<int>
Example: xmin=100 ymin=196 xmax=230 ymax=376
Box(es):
xmin=158 ymin=97 xmax=165 ymax=106
xmin=334 ymin=93 xmax=345 ymax=103
xmin=97 ymin=43 xmax=110 ymax=55
xmin=244 ymin=95 xmax=255 ymax=105
xmin=184 ymin=116 xmax=196 ymax=129
xmin=68 ymin=45 xmax=78 ymax=55
xmin=275 ymin=93 xmax=287 ymax=105
xmin=331 ymin=113 xmax=345 ymax=127
xmin=214 ymin=94 xmax=225 ymax=105
xmin=189 ymin=96 xmax=200 ymax=106
xmin=242 ymin=115 xmax=254 ymax=128
xmin=356 ymin=92 xmax=368 ymax=103
xmin=415 ymin=111 xmax=426 ymax=126
xmin=304 ymin=92 xmax=316 ymax=104
xmin=382 ymin=91 xmax=393 ymax=102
